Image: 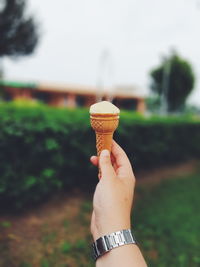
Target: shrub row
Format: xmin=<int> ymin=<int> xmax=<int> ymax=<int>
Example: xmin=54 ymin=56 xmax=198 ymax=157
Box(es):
xmin=0 ymin=102 xmax=200 ymax=209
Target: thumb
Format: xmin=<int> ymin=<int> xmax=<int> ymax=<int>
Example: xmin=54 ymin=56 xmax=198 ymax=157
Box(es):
xmin=99 ymin=150 xmax=115 ymax=178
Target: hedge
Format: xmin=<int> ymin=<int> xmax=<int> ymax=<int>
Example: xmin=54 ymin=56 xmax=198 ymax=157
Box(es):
xmin=0 ymin=102 xmax=200 ymax=209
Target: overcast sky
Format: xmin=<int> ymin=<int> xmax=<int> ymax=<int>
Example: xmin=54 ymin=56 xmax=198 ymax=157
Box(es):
xmin=3 ymin=0 xmax=200 ymax=105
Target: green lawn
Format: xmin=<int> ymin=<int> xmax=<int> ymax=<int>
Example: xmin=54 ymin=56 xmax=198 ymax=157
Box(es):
xmin=0 ymin=173 xmax=199 ymax=267
xmin=134 ymin=174 xmax=200 ymax=267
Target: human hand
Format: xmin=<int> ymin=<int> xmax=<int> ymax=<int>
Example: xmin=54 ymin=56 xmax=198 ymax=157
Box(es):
xmin=90 ymin=140 xmax=135 ymax=240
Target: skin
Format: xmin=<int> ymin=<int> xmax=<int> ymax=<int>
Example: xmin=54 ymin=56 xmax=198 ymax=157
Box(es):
xmin=90 ymin=140 xmax=147 ymax=267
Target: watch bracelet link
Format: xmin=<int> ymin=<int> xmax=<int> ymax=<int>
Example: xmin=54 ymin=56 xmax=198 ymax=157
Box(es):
xmin=92 ymin=229 xmax=137 ymax=261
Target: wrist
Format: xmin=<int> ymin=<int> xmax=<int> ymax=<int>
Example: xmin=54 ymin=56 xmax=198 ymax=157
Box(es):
xmin=92 ymin=219 xmax=131 ymax=240
xmin=92 ymin=229 xmax=137 ymax=262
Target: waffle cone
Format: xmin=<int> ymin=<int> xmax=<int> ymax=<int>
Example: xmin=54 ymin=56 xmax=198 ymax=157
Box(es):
xmin=90 ymin=114 xmax=119 ymax=156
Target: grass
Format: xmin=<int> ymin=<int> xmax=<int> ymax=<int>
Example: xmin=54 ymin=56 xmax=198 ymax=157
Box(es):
xmin=134 ymin=173 xmax=200 ymax=267
xmin=0 ymin=172 xmax=199 ymax=266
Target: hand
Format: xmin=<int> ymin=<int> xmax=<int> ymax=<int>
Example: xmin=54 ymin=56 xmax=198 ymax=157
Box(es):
xmin=90 ymin=140 xmax=135 ymax=240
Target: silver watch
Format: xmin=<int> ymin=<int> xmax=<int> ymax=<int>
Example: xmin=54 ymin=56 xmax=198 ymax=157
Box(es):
xmin=92 ymin=229 xmax=137 ymax=261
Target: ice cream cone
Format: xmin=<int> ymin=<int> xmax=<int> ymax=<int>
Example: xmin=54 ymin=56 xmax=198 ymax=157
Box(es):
xmin=90 ymin=113 xmax=119 ymax=156
xmin=90 ymin=101 xmax=120 ymax=177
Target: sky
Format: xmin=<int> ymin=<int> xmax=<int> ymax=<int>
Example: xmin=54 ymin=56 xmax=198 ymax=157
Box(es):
xmin=3 ymin=0 xmax=200 ymax=105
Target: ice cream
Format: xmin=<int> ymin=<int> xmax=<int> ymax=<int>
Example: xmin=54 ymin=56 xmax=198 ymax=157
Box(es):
xmin=90 ymin=101 xmax=120 ymax=114
xmin=90 ymin=101 xmax=120 ymax=157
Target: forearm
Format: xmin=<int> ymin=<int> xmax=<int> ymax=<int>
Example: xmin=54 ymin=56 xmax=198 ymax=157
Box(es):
xmin=96 ymin=244 xmax=147 ymax=267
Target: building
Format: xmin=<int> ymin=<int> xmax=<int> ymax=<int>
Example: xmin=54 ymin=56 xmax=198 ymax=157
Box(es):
xmin=0 ymin=80 xmax=146 ymax=113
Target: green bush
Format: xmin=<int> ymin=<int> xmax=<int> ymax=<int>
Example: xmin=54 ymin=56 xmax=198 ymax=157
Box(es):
xmin=0 ymin=102 xmax=200 ymax=209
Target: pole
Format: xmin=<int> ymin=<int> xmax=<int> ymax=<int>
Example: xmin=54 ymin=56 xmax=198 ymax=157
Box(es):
xmin=161 ymin=57 xmax=171 ymax=115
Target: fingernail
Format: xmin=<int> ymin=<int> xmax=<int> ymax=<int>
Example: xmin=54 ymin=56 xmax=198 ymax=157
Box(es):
xmin=101 ymin=150 xmax=109 ymax=157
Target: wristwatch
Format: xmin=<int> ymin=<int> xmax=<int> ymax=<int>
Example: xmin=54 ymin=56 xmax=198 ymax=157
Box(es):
xmin=92 ymin=229 xmax=137 ymax=261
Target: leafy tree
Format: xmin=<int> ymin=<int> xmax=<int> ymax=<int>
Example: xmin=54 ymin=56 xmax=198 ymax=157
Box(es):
xmin=145 ymin=96 xmax=161 ymax=113
xmin=0 ymin=0 xmax=39 ymax=71
xmin=150 ymin=53 xmax=195 ymax=112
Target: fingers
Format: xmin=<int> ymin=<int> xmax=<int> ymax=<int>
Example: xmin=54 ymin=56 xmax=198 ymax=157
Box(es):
xmin=111 ymin=140 xmax=134 ymax=179
xmin=90 ymin=141 xmax=134 ymax=180
xmin=90 ymin=156 xmax=98 ymax=166
xmin=99 ymin=150 xmax=115 ymax=178
xmin=90 ymin=154 xmax=118 ymax=173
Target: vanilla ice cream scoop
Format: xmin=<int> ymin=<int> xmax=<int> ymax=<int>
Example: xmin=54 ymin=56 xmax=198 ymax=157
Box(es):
xmin=90 ymin=101 xmax=120 ymax=114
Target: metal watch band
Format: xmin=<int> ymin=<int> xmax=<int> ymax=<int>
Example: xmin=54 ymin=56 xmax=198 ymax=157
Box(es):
xmin=92 ymin=229 xmax=137 ymax=261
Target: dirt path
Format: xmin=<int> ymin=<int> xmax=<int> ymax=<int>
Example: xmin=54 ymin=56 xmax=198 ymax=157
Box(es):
xmin=136 ymin=159 xmax=200 ymax=186
xmin=0 ymin=194 xmax=90 ymax=267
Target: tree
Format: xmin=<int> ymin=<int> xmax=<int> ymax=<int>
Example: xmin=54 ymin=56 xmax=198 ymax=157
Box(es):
xmin=150 ymin=52 xmax=195 ymax=112
xmin=0 ymin=0 xmax=39 ymax=71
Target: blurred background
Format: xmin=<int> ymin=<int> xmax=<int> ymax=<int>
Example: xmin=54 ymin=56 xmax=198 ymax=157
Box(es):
xmin=0 ymin=0 xmax=200 ymax=266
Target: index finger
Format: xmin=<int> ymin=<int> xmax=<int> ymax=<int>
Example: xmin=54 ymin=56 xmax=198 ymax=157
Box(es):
xmin=111 ymin=140 xmax=135 ymax=179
